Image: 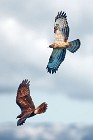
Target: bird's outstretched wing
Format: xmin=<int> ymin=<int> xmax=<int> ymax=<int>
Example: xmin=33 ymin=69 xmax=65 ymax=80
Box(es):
xmin=46 ymin=11 xmax=69 ymax=74
xmin=54 ymin=11 xmax=69 ymax=42
xmin=46 ymin=48 xmax=66 ymax=74
xmin=16 ymin=79 xmax=35 ymax=126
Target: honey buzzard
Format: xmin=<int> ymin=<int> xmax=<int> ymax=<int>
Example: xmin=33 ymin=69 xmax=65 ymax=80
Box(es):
xmin=46 ymin=11 xmax=81 ymax=74
xmin=16 ymin=79 xmax=47 ymax=126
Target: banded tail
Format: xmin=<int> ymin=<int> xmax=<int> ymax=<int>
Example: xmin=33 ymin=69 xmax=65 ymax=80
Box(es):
xmin=34 ymin=102 xmax=48 ymax=114
xmin=67 ymin=39 xmax=81 ymax=53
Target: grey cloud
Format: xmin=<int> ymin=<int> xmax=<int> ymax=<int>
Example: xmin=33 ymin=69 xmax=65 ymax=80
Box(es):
xmin=0 ymin=0 xmax=92 ymax=52
xmin=0 ymin=39 xmax=92 ymax=101
xmin=1 ymin=59 xmax=93 ymax=102
xmin=0 ymin=0 xmax=93 ymax=101
xmin=1 ymin=0 xmax=93 ymax=41
xmin=52 ymin=62 xmax=93 ymax=100
xmin=0 ymin=123 xmax=93 ymax=140
xmin=0 ymin=0 xmax=53 ymax=31
xmin=0 ymin=86 xmax=16 ymax=93
xmin=0 ymin=131 xmax=26 ymax=140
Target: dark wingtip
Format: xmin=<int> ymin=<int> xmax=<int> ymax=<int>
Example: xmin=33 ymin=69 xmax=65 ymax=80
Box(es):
xmin=55 ymin=11 xmax=67 ymax=22
xmin=22 ymin=79 xmax=30 ymax=86
xmin=17 ymin=120 xmax=25 ymax=126
xmin=77 ymin=39 xmax=81 ymax=46
xmin=46 ymin=67 xmax=57 ymax=74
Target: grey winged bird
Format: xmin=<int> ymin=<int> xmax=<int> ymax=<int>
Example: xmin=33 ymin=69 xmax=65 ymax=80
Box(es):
xmin=16 ymin=79 xmax=47 ymax=126
xmin=46 ymin=11 xmax=81 ymax=74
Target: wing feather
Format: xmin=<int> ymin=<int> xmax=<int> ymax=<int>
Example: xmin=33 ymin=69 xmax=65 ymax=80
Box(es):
xmin=55 ymin=11 xmax=69 ymax=42
xmin=17 ymin=79 xmax=30 ymax=98
xmin=16 ymin=79 xmax=35 ymax=112
xmin=46 ymin=48 xmax=66 ymax=74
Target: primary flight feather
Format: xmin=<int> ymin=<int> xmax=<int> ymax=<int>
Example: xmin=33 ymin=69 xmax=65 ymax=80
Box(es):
xmin=16 ymin=79 xmax=47 ymax=126
xmin=46 ymin=11 xmax=81 ymax=74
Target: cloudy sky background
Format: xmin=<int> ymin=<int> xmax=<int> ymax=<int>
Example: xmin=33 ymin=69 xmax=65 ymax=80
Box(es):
xmin=0 ymin=0 xmax=93 ymax=128
xmin=1 ymin=123 xmax=93 ymax=140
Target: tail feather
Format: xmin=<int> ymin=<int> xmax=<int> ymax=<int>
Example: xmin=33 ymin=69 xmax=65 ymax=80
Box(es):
xmin=67 ymin=39 xmax=81 ymax=53
xmin=34 ymin=102 xmax=48 ymax=114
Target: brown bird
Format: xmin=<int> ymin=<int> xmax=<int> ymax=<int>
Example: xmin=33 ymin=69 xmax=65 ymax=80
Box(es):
xmin=16 ymin=79 xmax=47 ymax=126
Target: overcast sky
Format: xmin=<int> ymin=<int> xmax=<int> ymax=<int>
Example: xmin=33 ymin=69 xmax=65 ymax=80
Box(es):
xmin=0 ymin=0 xmax=93 ymax=125
xmin=1 ymin=123 xmax=93 ymax=140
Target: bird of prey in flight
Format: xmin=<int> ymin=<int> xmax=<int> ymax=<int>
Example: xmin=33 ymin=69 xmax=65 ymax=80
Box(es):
xmin=16 ymin=79 xmax=47 ymax=126
xmin=46 ymin=11 xmax=81 ymax=74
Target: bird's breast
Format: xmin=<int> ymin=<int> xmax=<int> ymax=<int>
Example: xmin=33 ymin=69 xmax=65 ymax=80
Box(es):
xmin=54 ymin=30 xmax=64 ymax=43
